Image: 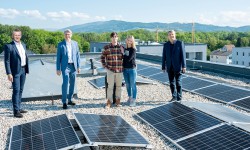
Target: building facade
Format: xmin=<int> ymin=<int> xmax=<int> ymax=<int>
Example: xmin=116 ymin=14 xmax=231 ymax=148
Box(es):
xmin=210 ymin=50 xmax=232 ymax=64
xmin=90 ymin=42 xmax=207 ymax=61
xmin=232 ymin=47 xmax=250 ymax=67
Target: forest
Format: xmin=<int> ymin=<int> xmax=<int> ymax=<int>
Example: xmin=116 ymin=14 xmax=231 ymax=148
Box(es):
xmin=1 ymin=24 xmax=250 ymax=57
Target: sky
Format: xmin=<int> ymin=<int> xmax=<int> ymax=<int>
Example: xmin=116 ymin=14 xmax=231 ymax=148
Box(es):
xmin=1 ymin=0 xmax=250 ymax=29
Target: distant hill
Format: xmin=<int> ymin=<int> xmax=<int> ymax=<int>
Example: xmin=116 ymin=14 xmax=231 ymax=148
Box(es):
xmin=61 ymin=20 xmax=250 ymax=33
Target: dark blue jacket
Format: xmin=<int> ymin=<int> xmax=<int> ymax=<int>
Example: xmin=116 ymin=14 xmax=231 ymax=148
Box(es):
xmin=4 ymin=41 xmax=29 ymax=75
xmin=162 ymin=40 xmax=186 ymax=72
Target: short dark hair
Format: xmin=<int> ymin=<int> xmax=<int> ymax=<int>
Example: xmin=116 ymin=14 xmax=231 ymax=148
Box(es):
xmin=110 ymin=32 xmax=118 ymax=38
xmin=13 ymin=28 xmax=21 ymax=32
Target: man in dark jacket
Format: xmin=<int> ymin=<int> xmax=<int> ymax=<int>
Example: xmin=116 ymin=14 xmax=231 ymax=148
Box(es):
xmin=162 ymin=30 xmax=186 ymax=101
xmin=4 ymin=29 xmax=29 ymax=118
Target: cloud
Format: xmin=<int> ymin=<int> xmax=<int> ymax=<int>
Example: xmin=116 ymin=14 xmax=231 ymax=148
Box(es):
xmin=198 ymin=11 xmax=250 ymax=27
xmin=72 ymin=12 xmax=90 ymax=19
xmin=0 ymin=8 xmax=20 ymax=18
xmin=47 ymin=11 xmax=71 ymax=18
xmin=47 ymin=11 xmax=93 ymax=21
xmin=23 ymin=10 xmax=46 ymax=20
xmin=95 ymin=16 xmax=106 ymax=20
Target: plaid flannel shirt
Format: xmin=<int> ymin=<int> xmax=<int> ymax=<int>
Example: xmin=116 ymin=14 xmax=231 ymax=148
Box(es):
xmin=101 ymin=43 xmax=123 ymax=73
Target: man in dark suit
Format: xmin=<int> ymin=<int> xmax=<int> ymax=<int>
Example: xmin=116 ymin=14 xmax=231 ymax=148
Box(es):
xmin=162 ymin=30 xmax=186 ymax=101
xmin=56 ymin=29 xmax=81 ymax=109
xmin=4 ymin=29 xmax=29 ymax=118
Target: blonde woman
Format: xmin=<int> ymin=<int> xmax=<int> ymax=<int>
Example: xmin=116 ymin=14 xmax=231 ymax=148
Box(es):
xmin=123 ymin=36 xmax=137 ymax=106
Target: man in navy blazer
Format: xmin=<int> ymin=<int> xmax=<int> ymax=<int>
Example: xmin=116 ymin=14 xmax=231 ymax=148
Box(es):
xmin=162 ymin=30 xmax=186 ymax=101
xmin=56 ymin=29 xmax=81 ymax=109
xmin=4 ymin=29 xmax=29 ymax=118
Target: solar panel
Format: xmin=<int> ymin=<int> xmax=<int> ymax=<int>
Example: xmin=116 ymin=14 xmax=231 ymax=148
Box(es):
xmin=88 ymin=77 xmax=105 ymax=89
xmin=89 ymin=76 xmax=154 ymax=89
xmin=182 ymin=77 xmax=216 ymax=91
xmin=136 ymin=64 xmax=149 ymax=71
xmin=74 ymin=113 xmax=151 ymax=148
xmin=193 ymin=84 xmax=232 ymax=96
xmin=177 ymin=124 xmax=250 ymax=150
xmin=137 ymin=67 xmax=161 ymax=77
xmin=194 ymin=84 xmax=250 ymax=103
xmin=148 ymin=72 xmax=169 ymax=84
xmin=23 ymin=61 xmax=77 ymax=100
xmin=210 ymin=88 xmax=250 ymax=102
xmin=232 ymin=97 xmax=250 ymax=111
xmin=137 ymin=102 xmax=222 ymax=140
xmin=9 ymin=114 xmax=81 ymax=150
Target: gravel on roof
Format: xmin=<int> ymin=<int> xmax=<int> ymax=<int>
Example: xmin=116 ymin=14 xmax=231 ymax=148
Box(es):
xmin=0 ymin=60 xmax=250 ymax=150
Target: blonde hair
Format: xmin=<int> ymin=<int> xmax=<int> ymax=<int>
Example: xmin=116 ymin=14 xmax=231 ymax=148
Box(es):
xmin=126 ymin=35 xmax=136 ymax=49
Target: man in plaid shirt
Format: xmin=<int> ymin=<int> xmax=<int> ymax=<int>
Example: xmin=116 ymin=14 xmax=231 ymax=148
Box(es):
xmin=101 ymin=32 xmax=124 ymax=108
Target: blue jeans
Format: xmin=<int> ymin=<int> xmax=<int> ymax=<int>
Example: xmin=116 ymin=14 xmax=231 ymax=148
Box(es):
xmin=62 ymin=64 xmax=76 ymax=104
xmin=123 ymin=68 xmax=137 ymax=99
xmin=12 ymin=67 xmax=26 ymax=114
xmin=168 ymin=69 xmax=183 ymax=100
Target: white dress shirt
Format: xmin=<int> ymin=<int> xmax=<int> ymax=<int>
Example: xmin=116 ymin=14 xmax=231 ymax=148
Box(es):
xmin=66 ymin=42 xmax=73 ymax=63
xmin=14 ymin=41 xmax=26 ymax=66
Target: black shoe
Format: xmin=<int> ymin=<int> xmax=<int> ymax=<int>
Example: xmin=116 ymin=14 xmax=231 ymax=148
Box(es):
xmin=20 ymin=109 xmax=28 ymax=113
xmin=177 ymin=99 xmax=182 ymax=102
xmin=14 ymin=112 xmax=23 ymax=118
xmin=63 ymin=103 xmax=67 ymax=109
xmin=68 ymin=101 xmax=76 ymax=106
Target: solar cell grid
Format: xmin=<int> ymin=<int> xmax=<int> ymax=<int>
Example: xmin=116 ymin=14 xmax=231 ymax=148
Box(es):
xmin=148 ymin=72 xmax=169 ymax=83
xmin=182 ymin=79 xmax=216 ymax=91
xmin=137 ymin=102 xmax=222 ymax=141
xmin=194 ymin=84 xmax=233 ymax=96
xmin=177 ymin=124 xmax=250 ymax=150
xmin=136 ymin=64 xmax=149 ymax=70
xmin=182 ymin=77 xmax=198 ymax=85
xmin=232 ymin=97 xmax=250 ymax=110
xmin=88 ymin=77 xmax=105 ymax=89
xmin=137 ymin=102 xmax=194 ymax=125
xmin=9 ymin=114 xmax=80 ymax=150
xmin=210 ymin=88 xmax=250 ymax=102
xmin=137 ymin=67 xmax=161 ymax=77
xmin=74 ymin=113 xmax=150 ymax=147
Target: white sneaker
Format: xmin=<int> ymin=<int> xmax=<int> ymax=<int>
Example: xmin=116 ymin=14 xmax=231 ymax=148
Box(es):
xmin=127 ymin=97 xmax=132 ymax=105
xmin=130 ymin=99 xmax=136 ymax=107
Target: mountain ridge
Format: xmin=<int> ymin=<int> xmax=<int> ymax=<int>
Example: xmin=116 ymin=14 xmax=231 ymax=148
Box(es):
xmin=60 ymin=20 xmax=250 ymax=33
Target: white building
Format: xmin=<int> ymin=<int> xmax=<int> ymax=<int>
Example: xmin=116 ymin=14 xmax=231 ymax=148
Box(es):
xmin=210 ymin=50 xmax=232 ymax=64
xmin=137 ymin=43 xmax=207 ymax=61
xmin=210 ymin=45 xmax=234 ymax=64
xmin=232 ymin=47 xmax=250 ymax=67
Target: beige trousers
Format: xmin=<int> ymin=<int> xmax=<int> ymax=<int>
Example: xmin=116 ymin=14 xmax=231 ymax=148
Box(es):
xmin=106 ymin=69 xmax=123 ymax=101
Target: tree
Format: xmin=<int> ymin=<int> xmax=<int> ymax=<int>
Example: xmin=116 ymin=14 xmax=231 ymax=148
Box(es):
xmin=0 ymin=34 xmax=11 ymax=53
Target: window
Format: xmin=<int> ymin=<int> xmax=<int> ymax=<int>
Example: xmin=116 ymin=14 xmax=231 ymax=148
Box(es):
xmin=243 ymin=52 xmax=245 ymax=56
xmin=249 ymin=53 xmax=250 ymax=56
xmin=237 ymin=52 xmax=238 ymax=55
xmin=249 ymin=62 xmax=250 ymax=66
xmin=229 ymin=56 xmax=232 ymax=59
xmin=236 ymin=61 xmax=238 ymax=64
xmin=242 ymin=61 xmax=244 ymax=65
xmin=186 ymin=53 xmax=189 ymax=59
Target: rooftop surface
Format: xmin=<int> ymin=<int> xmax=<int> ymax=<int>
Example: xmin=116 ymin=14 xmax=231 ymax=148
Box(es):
xmin=0 ymin=55 xmax=250 ymax=150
